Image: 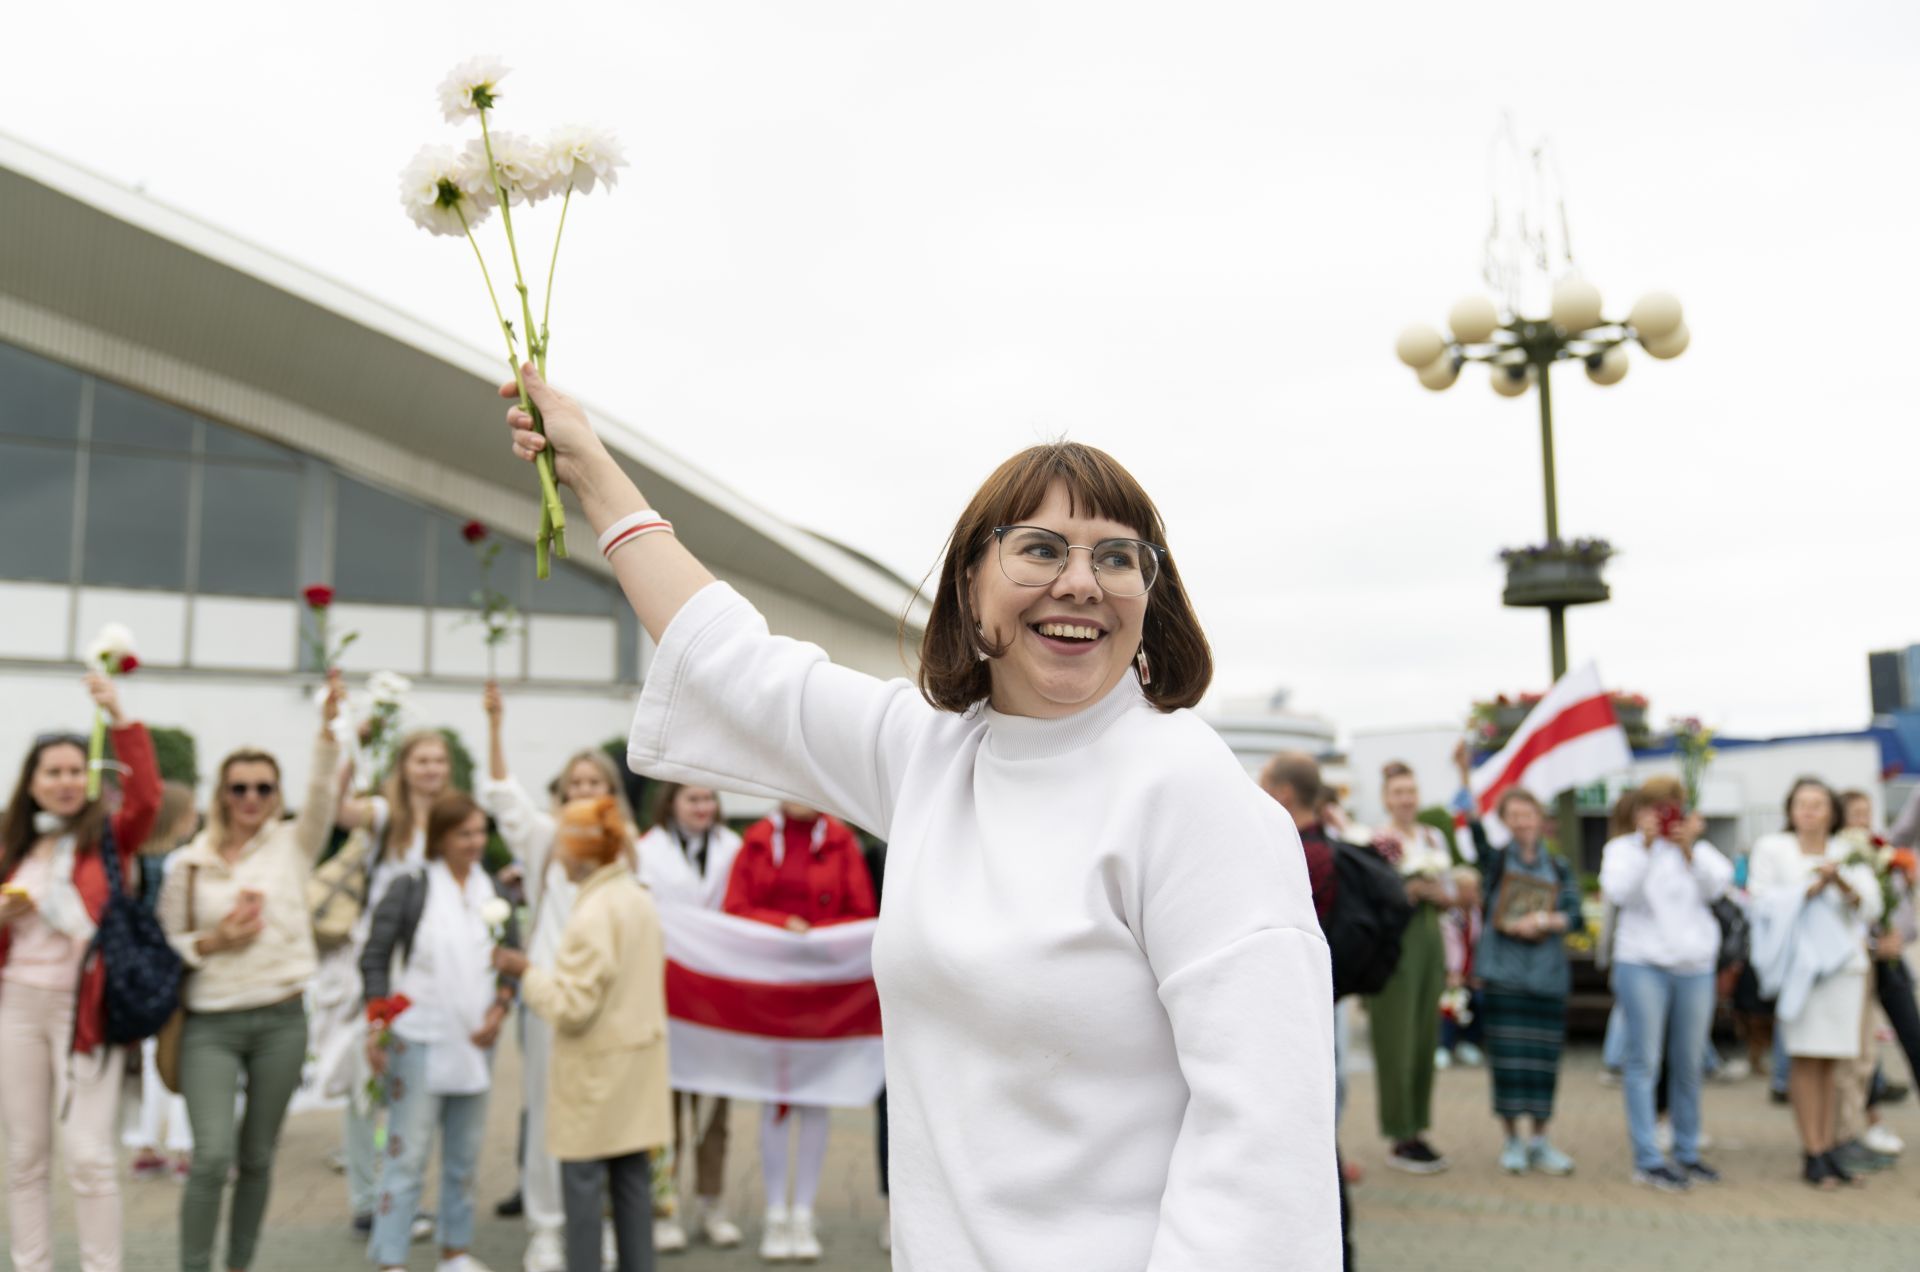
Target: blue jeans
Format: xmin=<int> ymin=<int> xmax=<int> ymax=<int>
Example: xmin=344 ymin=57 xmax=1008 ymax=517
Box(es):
xmin=1615 ymin=962 xmax=1715 ymax=1171
xmin=1602 ymin=999 xmax=1626 ymax=1071
xmin=367 ymin=1040 xmax=490 ymax=1267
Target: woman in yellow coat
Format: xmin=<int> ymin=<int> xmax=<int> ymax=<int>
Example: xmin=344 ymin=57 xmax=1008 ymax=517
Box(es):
xmin=495 ymin=797 xmax=670 ymax=1272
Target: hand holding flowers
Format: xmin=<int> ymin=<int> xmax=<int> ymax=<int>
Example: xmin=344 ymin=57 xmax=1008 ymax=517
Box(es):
xmin=364 ymin=994 xmax=412 ymax=1100
xmin=402 ymin=58 xmax=627 ymax=578
xmin=83 ymin=624 xmax=138 ymax=799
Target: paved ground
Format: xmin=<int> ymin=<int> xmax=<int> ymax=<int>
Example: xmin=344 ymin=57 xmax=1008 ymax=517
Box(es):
xmin=9 ymin=1022 xmax=1920 ymax=1269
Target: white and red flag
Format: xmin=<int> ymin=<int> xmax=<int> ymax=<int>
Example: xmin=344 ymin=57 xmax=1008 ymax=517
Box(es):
xmin=660 ymin=902 xmax=884 ymax=1108
xmin=1469 ymin=661 xmax=1633 ymax=821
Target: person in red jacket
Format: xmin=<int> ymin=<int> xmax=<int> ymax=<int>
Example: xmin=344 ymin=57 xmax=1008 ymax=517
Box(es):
xmin=0 ymin=672 xmax=161 ymax=1272
xmin=724 ymin=802 xmax=875 ymax=1263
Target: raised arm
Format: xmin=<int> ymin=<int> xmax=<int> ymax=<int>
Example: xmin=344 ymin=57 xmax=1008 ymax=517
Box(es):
xmin=502 ymin=366 xmax=714 ymax=643
xmin=477 ymin=683 xmax=555 ymax=884
xmin=294 ymin=673 xmax=346 ymax=860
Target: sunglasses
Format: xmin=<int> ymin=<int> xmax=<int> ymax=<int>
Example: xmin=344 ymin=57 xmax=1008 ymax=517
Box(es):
xmin=226 ymin=782 xmax=278 ymax=800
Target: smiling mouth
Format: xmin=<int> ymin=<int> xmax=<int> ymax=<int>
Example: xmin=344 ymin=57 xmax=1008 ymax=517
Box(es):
xmin=1029 ymin=621 xmax=1106 ymax=645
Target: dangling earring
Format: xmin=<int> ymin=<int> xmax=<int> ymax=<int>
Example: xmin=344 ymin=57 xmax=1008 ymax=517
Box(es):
xmin=1135 ymin=646 xmax=1152 ymax=686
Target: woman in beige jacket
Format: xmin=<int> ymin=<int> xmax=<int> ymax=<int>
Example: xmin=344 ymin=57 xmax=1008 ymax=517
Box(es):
xmin=495 ymin=796 xmax=670 ymax=1272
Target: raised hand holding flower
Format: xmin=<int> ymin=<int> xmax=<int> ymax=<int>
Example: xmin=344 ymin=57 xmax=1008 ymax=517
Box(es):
xmin=82 ymin=624 xmax=139 ymax=798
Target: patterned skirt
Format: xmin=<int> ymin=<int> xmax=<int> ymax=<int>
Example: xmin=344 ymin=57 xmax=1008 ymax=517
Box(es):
xmin=1481 ymin=988 xmax=1568 ymax=1120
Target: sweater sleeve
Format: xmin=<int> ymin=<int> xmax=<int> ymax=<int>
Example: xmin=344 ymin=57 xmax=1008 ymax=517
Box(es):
xmin=108 ymin=723 xmax=161 ymax=858
xmin=293 ymin=735 xmax=343 ymax=862
xmin=156 ymin=849 xmax=206 ymax=968
xmin=359 ymin=883 xmax=410 ymax=1003
xmin=522 ymin=904 xmax=615 ymax=1035
xmin=1690 ymin=841 xmax=1734 ymax=902
xmin=627 ymin=583 xmax=936 ymax=840
xmin=1138 ymin=755 xmax=1339 ymax=1269
xmin=1600 ymin=835 xmax=1653 ymax=907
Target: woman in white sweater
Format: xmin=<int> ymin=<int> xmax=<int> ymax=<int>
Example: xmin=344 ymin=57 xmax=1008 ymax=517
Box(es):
xmin=159 ymin=672 xmax=344 ymax=1272
xmin=496 ymin=365 xmax=1338 ymax=1269
xmin=1599 ymin=776 xmax=1733 ymax=1194
xmin=1748 ymin=777 xmax=1882 ymax=1188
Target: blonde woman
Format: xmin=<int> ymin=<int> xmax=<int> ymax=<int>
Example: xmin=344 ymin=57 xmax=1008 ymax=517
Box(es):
xmin=159 ymin=675 xmax=344 ymax=1272
xmin=479 ymin=682 xmax=639 ymax=1270
xmin=497 ymin=797 xmax=671 ymax=1272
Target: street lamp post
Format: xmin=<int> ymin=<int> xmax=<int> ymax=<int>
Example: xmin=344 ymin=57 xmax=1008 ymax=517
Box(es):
xmin=1396 ymin=279 xmax=1690 ymax=855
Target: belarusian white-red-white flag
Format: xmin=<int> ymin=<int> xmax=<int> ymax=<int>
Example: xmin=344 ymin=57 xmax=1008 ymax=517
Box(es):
xmin=660 ymin=902 xmax=884 ymax=1108
xmin=1469 ymin=661 xmax=1632 ymax=818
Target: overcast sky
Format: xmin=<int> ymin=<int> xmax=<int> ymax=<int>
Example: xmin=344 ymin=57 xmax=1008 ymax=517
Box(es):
xmin=8 ymin=2 xmax=1916 ymax=740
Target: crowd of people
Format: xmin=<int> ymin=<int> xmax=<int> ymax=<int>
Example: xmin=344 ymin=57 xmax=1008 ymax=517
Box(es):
xmin=4 ymin=361 xmax=1916 ymax=1272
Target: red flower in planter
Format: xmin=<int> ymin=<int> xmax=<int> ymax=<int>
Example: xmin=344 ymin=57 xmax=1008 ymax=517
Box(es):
xmin=461 ymin=520 xmax=488 ymax=544
xmin=303 ymin=584 xmax=335 ymax=609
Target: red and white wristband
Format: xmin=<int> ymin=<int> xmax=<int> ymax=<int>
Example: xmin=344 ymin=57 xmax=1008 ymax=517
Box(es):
xmin=597 ymin=509 xmax=674 ymax=559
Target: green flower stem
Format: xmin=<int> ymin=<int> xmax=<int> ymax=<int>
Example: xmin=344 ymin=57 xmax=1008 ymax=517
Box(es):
xmin=460 ymin=207 xmax=565 ymax=577
xmin=85 ymin=704 xmax=106 ymax=800
xmin=477 ymin=111 xmax=567 ymax=565
xmin=538 ymin=182 xmax=575 ymax=371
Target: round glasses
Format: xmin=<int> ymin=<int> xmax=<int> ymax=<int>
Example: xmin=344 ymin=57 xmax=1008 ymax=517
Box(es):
xmin=991 ymin=525 xmax=1165 ymax=597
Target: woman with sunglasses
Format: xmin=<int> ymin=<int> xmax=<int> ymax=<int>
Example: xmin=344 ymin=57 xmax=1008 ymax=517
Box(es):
xmin=0 ymin=672 xmax=161 ymax=1272
xmin=498 ymin=367 xmax=1338 ymax=1268
xmin=157 ymin=671 xmax=346 ymax=1272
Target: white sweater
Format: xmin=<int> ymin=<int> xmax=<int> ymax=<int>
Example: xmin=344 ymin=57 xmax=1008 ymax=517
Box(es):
xmin=1599 ymin=833 xmax=1733 ymax=974
xmin=629 ymin=583 xmax=1338 ymax=1271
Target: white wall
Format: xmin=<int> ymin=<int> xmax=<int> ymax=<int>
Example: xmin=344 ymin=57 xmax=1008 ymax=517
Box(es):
xmin=1346 ymin=725 xmax=1468 ymax=826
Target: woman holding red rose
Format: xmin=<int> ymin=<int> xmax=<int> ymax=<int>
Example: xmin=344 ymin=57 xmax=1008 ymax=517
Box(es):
xmin=0 ymin=672 xmax=161 ymax=1272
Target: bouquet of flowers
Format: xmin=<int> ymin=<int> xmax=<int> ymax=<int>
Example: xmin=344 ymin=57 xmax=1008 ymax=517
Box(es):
xmin=460 ymin=521 xmax=520 ymax=677
xmin=83 ymin=623 xmax=140 ymax=798
xmin=301 ymin=584 xmax=359 ymax=671
xmin=364 ymin=993 xmax=413 ymax=1106
xmin=1439 ymin=986 xmax=1474 ymax=1027
xmin=1671 ymin=716 xmax=1716 ymax=809
xmin=359 ymin=671 xmax=413 ymax=789
xmin=1840 ymin=828 xmax=1918 ymax=929
xmin=400 ymin=58 xmax=626 ymax=578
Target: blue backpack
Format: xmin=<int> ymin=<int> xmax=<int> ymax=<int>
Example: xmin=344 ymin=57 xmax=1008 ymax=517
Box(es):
xmin=79 ymin=823 xmax=185 ymax=1046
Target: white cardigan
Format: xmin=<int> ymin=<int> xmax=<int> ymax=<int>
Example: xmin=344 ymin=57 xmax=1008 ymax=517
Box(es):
xmin=1748 ymin=832 xmax=1881 ymax=976
xmin=628 ymin=583 xmax=1338 ymax=1271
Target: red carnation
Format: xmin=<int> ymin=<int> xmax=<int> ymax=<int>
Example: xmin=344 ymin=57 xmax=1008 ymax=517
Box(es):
xmin=117 ymin=653 xmax=140 ymax=675
xmin=461 ymin=520 xmax=488 ymax=544
xmin=303 ymin=584 xmax=335 ymax=609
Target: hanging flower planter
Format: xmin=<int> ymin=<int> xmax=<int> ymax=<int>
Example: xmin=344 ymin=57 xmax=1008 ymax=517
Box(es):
xmin=1499 ymin=539 xmax=1613 ymax=608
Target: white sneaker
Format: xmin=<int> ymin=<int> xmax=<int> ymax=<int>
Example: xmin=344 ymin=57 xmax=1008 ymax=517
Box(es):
xmin=698 ymin=1202 xmax=743 ymax=1248
xmin=1434 ymin=1048 xmax=1452 ymax=1071
xmin=878 ymin=1196 xmax=891 ymax=1253
xmin=653 ymin=1217 xmax=689 ymax=1254
xmin=438 ymin=1257 xmax=494 ymax=1272
xmin=523 ymin=1228 xmax=566 ymax=1272
xmin=412 ymin=1213 xmax=437 ymax=1243
xmin=789 ymin=1207 xmax=822 ymax=1262
xmin=759 ymin=1207 xmax=794 ymax=1262
xmin=1863 ymin=1124 xmax=1906 ymax=1155
xmin=1454 ymin=1042 xmax=1485 ymax=1067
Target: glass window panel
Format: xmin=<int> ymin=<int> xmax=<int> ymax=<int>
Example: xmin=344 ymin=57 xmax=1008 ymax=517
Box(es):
xmin=526 ymin=556 xmax=615 ymax=616
xmin=435 ymin=519 xmax=532 ymax=612
xmin=0 ymin=440 xmax=77 ymax=582
xmin=203 ymin=419 xmax=297 ymax=463
xmin=617 ymin=608 xmax=640 ymax=683
xmin=197 ymin=463 xmax=300 ymax=597
xmin=0 ymin=342 xmax=82 ymax=440
xmin=91 ymin=381 xmax=197 ymax=453
xmin=333 ymin=477 xmax=428 ymax=604
xmin=82 ymin=452 xmax=191 ymax=589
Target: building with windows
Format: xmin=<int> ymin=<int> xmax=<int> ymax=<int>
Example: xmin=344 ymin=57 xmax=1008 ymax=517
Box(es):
xmin=0 ymin=133 xmax=924 ymax=810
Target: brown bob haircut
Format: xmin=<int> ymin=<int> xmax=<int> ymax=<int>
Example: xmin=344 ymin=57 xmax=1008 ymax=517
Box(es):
xmin=1782 ymin=776 xmax=1844 ymax=835
xmin=423 ymin=791 xmax=485 ymax=861
xmin=916 ymin=442 xmax=1211 ymax=713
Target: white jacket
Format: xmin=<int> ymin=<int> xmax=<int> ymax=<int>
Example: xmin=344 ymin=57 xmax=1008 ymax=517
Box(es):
xmin=634 ymin=823 xmax=742 ymax=911
xmin=1600 ymin=833 xmax=1733 ymax=974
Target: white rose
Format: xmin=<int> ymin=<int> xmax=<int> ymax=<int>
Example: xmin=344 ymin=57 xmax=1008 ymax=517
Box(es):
xmin=479 ymin=896 xmax=512 ymax=933
xmin=368 ymin=671 xmax=413 ymax=706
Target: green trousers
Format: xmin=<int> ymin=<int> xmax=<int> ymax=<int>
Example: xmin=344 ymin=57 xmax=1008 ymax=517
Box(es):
xmin=178 ymin=996 xmax=308 ymax=1272
xmin=1367 ymin=904 xmax=1445 ymax=1141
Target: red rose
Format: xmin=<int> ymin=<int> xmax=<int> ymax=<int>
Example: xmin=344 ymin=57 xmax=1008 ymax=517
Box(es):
xmin=1655 ymin=802 xmax=1687 ymax=841
xmin=303 ymin=584 xmax=335 ymax=609
xmin=117 ymin=653 xmax=140 ymax=675
xmin=461 ymin=520 xmax=488 ymax=544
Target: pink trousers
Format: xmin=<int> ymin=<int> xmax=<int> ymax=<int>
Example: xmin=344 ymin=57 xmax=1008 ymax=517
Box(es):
xmin=0 ymin=981 xmax=125 ymax=1272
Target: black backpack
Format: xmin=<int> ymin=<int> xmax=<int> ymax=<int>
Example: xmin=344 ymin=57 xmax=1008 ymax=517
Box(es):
xmin=1325 ymin=839 xmax=1415 ymax=1000
xmin=80 ymin=823 xmax=186 ymax=1046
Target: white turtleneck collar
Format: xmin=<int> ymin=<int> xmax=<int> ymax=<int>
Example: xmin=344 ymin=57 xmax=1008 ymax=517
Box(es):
xmin=980 ymin=670 xmax=1149 ymax=762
